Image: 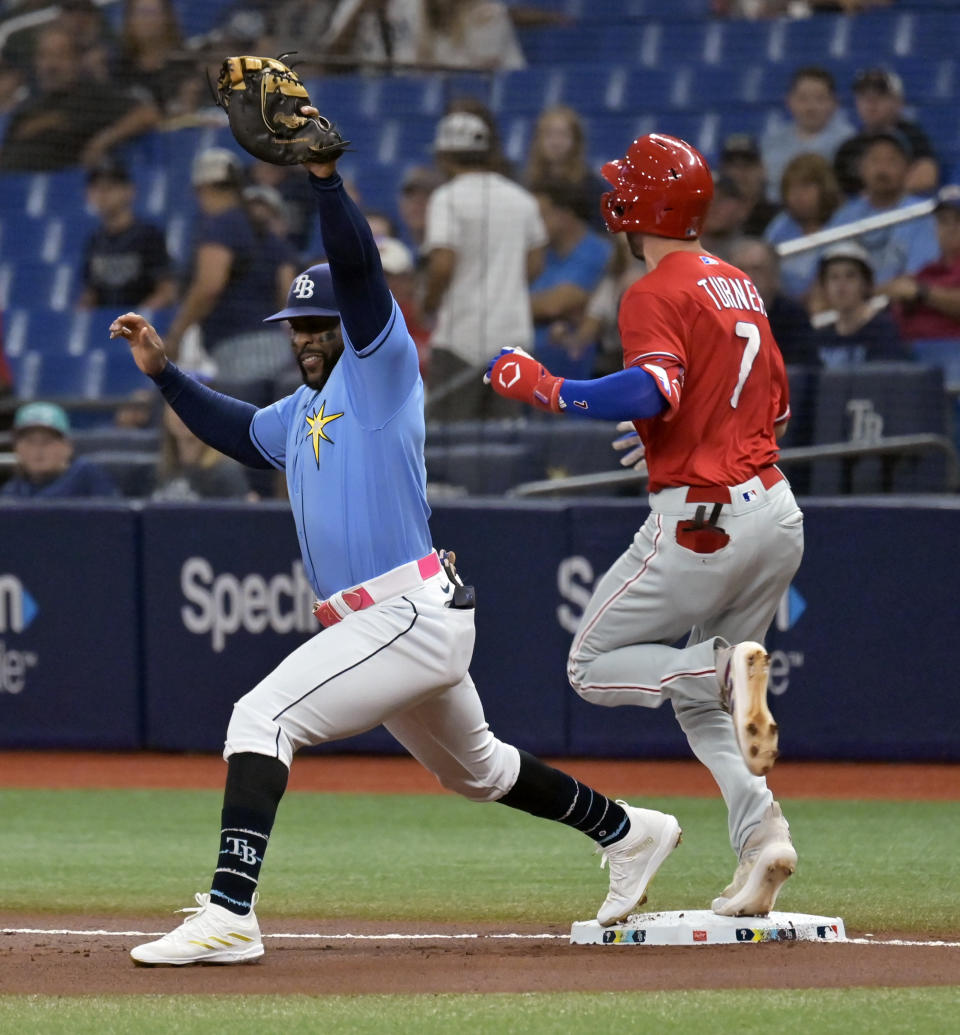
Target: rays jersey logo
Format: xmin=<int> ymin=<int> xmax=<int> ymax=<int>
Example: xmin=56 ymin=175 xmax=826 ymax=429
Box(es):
xmin=292 ymin=274 xmax=315 ymax=299
xmin=305 ymin=402 xmax=344 ymax=466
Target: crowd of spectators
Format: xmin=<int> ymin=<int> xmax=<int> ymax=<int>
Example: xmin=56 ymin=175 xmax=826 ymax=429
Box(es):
xmin=1 ymin=1 xmax=959 ymax=498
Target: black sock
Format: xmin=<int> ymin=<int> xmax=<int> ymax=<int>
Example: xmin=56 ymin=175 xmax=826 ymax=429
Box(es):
xmin=210 ymin=752 xmax=289 ymax=915
xmin=497 ymin=750 xmax=630 ymax=847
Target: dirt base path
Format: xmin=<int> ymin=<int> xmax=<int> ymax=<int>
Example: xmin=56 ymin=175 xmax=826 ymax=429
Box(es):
xmin=1 ymin=752 xmax=958 ymax=799
xmin=1 ymin=918 xmax=958 ymax=995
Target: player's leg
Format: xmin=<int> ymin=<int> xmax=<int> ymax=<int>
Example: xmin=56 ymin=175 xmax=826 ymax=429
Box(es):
xmin=385 ymin=672 xmax=681 ymax=926
xmin=673 ymin=490 xmax=803 ymax=915
xmin=132 ymin=584 xmax=473 ymax=965
xmin=224 ymin=585 xmax=476 ymax=766
xmin=566 ymin=511 xmax=729 ymax=710
xmin=129 ymin=750 xmax=286 ymax=966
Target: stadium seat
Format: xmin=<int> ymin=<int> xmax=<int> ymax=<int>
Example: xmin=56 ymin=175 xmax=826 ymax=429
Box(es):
xmin=0 ymin=211 xmax=50 ymax=262
xmin=491 ymin=68 xmax=564 ymax=114
xmin=556 ymin=64 xmax=620 ymax=114
xmin=31 ymin=352 xmax=103 ymax=399
xmin=98 ymin=350 xmax=154 ymax=399
xmin=764 ymin=13 xmax=851 ymax=65
xmin=2 ymin=309 xmax=76 ymax=357
xmin=809 ymin=363 xmax=950 ymax=494
xmin=897 ymin=57 xmax=957 ymax=104
xmin=71 ymin=426 xmax=161 ymax=456
xmin=424 ymin=442 xmax=540 ymax=495
xmin=5 ymin=351 xmax=41 ymax=399
xmin=84 ymin=449 xmax=159 ymax=497
xmin=0 ymin=261 xmax=75 ymax=311
xmin=440 ymin=74 xmax=493 ymax=111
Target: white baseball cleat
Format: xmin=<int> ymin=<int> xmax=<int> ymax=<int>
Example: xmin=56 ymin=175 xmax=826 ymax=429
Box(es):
xmin=711 ymin=802 xmax=797 ymax=917
xmin=130 ymin=892 xmax=263 ymax=966
xmin=726 ymin=641 xmax=779 ymax=776
xmin=596 ymin=802 xmax=682 ymax=927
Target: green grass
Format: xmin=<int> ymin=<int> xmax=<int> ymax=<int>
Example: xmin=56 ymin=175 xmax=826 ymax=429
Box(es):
xmin=1 ymin=789 xmax=958 ymax=934
xmin=2 ymin=990 xmax=959 ymax=1034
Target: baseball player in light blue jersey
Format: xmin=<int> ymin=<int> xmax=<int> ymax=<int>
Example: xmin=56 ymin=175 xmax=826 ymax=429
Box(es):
xmin=112 ymin=135 xmax=683 ymax=967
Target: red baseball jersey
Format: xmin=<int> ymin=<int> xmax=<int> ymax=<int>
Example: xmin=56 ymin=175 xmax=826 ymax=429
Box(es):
xmin=620 ymin=250 xmax=790 ymax=492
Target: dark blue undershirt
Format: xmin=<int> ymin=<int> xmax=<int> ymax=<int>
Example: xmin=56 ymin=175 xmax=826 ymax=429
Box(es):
xmin=308 ymin=171 xmax=392 ymax=352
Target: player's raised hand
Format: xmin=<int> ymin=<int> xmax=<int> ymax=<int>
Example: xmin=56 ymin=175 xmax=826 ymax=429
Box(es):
xmin=300 ymin=106 xmax=339 ymax=179
xmin=483 ymin=346 xmax=566 ymax=413
xmin=109 ymin=312 xmax=167 ymax=378
xmin=612 ymin=420 xmax=646 ymax=470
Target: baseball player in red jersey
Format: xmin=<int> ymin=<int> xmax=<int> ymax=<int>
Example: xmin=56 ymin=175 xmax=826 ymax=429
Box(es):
xmin=486 ymin=134 xmax=803 ymax=917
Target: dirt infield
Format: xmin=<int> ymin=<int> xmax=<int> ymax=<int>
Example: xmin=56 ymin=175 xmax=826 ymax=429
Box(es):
xmin=2 ymin=753 xmax=958 ymax=994
xmin=1 ymin=918 xmax=958 ymax=994
xmin=2 ymin=752 xmax=958 ymax=799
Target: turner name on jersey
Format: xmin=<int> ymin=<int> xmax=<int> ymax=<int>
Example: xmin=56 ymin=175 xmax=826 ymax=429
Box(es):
xmin=697 ymin=275 xmax=767 ymax=318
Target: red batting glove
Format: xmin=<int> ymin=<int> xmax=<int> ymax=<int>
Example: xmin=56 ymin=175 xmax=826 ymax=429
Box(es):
xmin=483 ymin=347 xmax=565 ymax=413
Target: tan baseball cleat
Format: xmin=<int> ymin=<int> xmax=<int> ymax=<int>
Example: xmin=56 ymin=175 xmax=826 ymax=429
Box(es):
xmin=711 ymin=802 xmax=797 ymax=917
xmin=726 ymin=642 xmax=779 ymax=776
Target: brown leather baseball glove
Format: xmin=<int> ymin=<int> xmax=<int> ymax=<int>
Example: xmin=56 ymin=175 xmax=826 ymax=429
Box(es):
xmin=212 ymin=55 xmax=349 ymax=166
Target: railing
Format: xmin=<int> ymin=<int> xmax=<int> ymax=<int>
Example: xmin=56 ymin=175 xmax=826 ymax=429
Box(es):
xmin=509 ymin=434 xmax=960 ymax=497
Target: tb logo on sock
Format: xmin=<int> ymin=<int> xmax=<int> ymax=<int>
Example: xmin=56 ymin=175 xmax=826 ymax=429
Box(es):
xmin=224 ymin=837 xmax=259 ymax=865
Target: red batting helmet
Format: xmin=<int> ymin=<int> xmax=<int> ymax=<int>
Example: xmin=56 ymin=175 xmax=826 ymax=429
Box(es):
xmin=601 ymin=133 xmax=714 ymax=239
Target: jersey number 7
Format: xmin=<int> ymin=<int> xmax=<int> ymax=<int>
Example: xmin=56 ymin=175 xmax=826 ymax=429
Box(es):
xmin=730 ymin=321 xmax=761 ymax=409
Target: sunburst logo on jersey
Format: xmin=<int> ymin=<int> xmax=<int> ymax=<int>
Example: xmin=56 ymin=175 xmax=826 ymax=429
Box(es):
xmin=305 ymin=402 xmax=344 ymax=466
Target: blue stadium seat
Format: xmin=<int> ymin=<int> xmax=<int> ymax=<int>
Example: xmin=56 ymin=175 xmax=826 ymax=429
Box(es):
xmin=556 ymin=64 xmax=620 ymax=114
xmin=71 ymin=426 xmax=161 ymax=456
xmin=642 ymin=19 xmax=709 ymax=68
xmin=440 ymin=74 xmax=494 ymax=111
xmin=620 ymin=69 xmax=692 ymax=118
xmin=764 ymin=13 xmax=851 ymax=65
xmin=491 ymin=68 xmax=564 ymax=114
xmin=0 ymin=173 xmax=36 ymax=217
xmin=32 ymin=352 xmax=103 ymax=399
xmin=97 ymin=350 xmax=154 ymax=398
xmin=2 ymin=309 xmax=76 ymax=356
xmin=0 ymin=261 xmax=75 ymax=311
xmin=896 ymin=57 xmax=956 ymax=104
xmin=5 ymin=351 xmax=41 ymax=398
xmin=424 ymin=442 xmax=540 ymax=495
xmin=370 ymin=76 xmax=443 ymax=117
xmin=0 ymin=211 xmax=50 ymax=262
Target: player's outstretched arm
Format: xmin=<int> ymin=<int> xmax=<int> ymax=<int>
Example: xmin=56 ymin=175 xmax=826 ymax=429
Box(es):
xmin=110 ymin=313 xmax=273 ymax=470
xmin=301 ymin=107 xmax=393 ymax=354
xmin=484 ymin=348 xmax=669 ymax=421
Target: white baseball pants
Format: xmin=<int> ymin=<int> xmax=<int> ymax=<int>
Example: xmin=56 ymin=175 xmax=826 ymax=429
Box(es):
xmin=568 ymin=474 xmax=804 ymax=853
xmin=224 ymin=576 xmax=521 ymax=802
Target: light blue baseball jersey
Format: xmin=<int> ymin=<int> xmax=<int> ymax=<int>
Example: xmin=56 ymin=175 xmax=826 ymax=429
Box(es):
xmin=248 ymin=298 xmax=432 ymax=599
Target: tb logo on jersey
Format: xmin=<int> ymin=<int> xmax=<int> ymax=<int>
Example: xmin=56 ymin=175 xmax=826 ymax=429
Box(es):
xmin=292 ymin=274 xmax=315 ymax=299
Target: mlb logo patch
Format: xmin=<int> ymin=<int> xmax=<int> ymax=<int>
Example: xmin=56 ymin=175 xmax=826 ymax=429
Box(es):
xmin=699 ymin=255 xmax=720 ymax=265
xmin=742 ymin=489 xmax=758 ymax=501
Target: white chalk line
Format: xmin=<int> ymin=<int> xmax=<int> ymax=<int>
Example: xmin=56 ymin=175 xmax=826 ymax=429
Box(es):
xmin=3 ymin=928 xmax=959 ymax=948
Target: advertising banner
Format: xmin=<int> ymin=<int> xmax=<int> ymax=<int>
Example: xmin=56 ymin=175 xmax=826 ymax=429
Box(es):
xmin=0 ymin=503 xmax=140 ymax=748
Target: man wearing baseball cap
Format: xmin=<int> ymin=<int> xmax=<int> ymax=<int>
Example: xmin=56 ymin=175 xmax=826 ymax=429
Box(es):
xmin=827 ymin=129 xmax=939 ymax=285
xmin=883 ymin=185 xmax=960 ymax=345
xmin=1 ymin=402 xmax=118 ymax=498
xmin=834 ymin=67 xmax=938 ymax=198
xmin=717 ymin=134 xmax=779 ymax=236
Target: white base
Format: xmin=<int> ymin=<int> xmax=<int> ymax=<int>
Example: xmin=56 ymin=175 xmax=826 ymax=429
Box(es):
xmin=570 ymin=910 xmax=846 ymax=946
